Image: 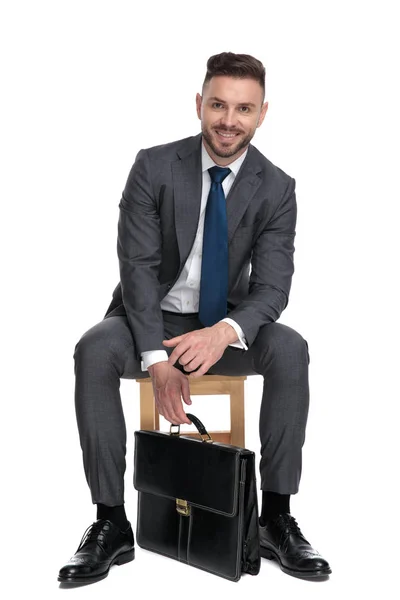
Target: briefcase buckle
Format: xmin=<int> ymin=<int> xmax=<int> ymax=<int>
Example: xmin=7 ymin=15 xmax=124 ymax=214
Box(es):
xmin=169 ymin=421 xmax=214 ymax=443
xmin=170 ymin=424 xmax=180 ymax=436
xmin=176 ymin=498 xmax=191 ymax=517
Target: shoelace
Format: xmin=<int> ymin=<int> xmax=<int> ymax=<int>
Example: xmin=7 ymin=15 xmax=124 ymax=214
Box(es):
xmin=76 ymin=520 xmax=110 ymax=553
xmin=274 ymin=514 xmax=303 ymax=536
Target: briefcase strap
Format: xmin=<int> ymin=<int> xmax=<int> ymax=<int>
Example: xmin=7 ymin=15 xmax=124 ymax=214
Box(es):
xmin=170 ymin=413 xmax=213 ymax=443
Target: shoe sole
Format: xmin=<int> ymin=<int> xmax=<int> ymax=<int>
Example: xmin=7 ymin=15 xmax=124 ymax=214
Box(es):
xmin=57 ymin=547 xmax=135 ymax=584
xmin=260 ymin=545 xmax=332 ymax=579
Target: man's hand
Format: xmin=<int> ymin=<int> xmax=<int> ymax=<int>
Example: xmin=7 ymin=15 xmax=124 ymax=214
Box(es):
xmin=148 ymin=361 xmax=192 ymax=425
xmin=163 ymin=322 xmax=238 ymax=378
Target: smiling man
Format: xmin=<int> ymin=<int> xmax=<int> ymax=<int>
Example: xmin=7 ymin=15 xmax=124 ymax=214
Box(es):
xmin=200 ymin=78 xmax=266 ymax=163
xmin=58 ymin=52 xmax=331 ymax=584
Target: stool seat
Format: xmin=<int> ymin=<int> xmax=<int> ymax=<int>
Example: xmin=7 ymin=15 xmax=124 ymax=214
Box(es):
xmin=136 ymin=375 xmax=246 ymax=447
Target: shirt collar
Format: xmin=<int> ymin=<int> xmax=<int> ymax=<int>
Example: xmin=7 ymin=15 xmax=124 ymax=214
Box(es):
xmin=201 ymin=140 xmax=248 ymax=178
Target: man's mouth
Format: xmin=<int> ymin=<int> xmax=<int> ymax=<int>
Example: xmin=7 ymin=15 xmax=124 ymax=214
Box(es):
xmin=214 ymin=129 xmax=241 ymax=140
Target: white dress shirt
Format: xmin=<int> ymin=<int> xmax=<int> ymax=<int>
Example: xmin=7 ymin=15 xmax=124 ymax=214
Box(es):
xmin=141 ymin=141 xmax=249 ymax=371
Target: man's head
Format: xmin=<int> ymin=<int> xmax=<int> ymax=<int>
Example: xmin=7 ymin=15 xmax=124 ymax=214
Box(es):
xmin=196 ymin=52 xmax=269 ymax=166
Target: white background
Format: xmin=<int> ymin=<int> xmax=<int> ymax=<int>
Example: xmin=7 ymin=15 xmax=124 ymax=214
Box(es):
xmin=1 ymin=0 xmax=399 ymax=598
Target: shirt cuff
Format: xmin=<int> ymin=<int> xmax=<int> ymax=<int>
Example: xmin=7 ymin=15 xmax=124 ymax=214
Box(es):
xmin=141 ymin=350 xmax=169 ymax=372
xmin=221 ymin=318 xmax=248 ymax=351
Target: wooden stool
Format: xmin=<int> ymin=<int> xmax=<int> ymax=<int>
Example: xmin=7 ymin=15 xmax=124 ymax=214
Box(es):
xmin=137 ymin=375 xmax=247 ymax=447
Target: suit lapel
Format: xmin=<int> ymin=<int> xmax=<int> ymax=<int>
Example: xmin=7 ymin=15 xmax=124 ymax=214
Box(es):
xmin=225 ymin=146 xmax=262 ymax=243
xmin=172 ymin=135 xmax=203 ymax=269
xmin=172 ymin=136 xmax=262 ymax=267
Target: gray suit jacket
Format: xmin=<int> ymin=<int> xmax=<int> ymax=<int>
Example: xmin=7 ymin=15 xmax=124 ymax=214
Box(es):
xmin=103 ymin=133 xmax=297 ymax=361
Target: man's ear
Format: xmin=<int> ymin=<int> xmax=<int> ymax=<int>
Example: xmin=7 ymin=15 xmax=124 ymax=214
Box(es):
xmin=257 ymin=101 xmax=269 ymax=128
xmin=196 ymin=93 xmax=202 ymax=120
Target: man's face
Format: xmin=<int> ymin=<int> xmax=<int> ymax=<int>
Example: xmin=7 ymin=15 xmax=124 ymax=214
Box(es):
xmin=196 ymin=75 xmax=268 ymax=165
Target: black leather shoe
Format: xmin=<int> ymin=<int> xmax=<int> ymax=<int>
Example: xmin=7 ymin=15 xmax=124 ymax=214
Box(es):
xmin=259 ymin=513 xmax=331 ymax=579
xmin=58 ymin=519 xmax=135 ymax=584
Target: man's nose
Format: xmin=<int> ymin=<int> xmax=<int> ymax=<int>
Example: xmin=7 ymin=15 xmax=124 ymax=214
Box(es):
xmin=219 ymin=108 xmax=237 ymax=129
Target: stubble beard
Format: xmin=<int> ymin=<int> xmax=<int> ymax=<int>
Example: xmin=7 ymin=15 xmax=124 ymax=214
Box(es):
xmin=201 ymin=125 xmax=255 ymax=159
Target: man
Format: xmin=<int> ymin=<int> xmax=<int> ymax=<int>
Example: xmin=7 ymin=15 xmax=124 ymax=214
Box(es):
xmin=58 ymin=52 xmax=331 ymax=584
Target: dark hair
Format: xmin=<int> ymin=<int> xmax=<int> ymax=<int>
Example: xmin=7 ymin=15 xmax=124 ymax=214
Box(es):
xmin=202 ymin=52 xmax=265 ymax=100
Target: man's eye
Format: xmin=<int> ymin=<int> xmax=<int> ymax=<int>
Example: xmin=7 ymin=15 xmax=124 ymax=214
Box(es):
xmin=212 ymin=102 xmax=223 ymax=109
xmin=239 ymin=106 xmax=250 ymax=113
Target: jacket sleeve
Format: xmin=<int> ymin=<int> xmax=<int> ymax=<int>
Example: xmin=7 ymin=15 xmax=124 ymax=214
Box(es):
xmin=117 ymin=149 xmax=165 ymax=355
xmin=226 ymin=177 xmax=297 ymax=348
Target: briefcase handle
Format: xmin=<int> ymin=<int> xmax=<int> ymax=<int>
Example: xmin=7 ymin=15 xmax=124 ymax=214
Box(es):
xmin=170 ymin=413 xmax=213 ymax=443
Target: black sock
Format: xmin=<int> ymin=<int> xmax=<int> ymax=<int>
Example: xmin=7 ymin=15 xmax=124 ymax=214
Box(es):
xmin=96 ymin=503 xmax=129 ymax=531
xmin=260 ymin=492 xmax=290 ymax=526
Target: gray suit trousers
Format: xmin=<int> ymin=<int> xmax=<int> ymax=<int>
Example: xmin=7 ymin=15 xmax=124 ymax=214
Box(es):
xmin=73 ymin=311 xmax=310 ymax=506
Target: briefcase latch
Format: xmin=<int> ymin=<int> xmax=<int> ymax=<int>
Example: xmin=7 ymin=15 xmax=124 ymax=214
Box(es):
xmin=176 ymin=498 xmax=191 ymax=517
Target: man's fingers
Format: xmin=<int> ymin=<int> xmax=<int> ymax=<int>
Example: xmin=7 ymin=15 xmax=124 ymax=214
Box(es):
xmin=179 ymin=350 xmax=197 ymax=367
xmin=172 ymin=395 xmax=191 ymax=424
xmin=162 ymin=335 xmax=185 ymax=346
xmin=183 ymin=355 xmax=204 ymax=372
xmin=158 ymin=392 xmax=191 ymax=425
xmin=155 ymin=400 xmax=170 ymax=423
xmin=181 ymin=377 xmax=192 ymax=406
xmin=155 ymin=392 xmax=175 ymax=424
xmin=152 ymin=366 xmax=193 ymax=425
xmin=188 ymin=362 xmax=210 ymax=378
xmin=169 ymin=408 xmax=190 ymax=426
xmin=163 ymin=404 xmax=179 ymax=425
xmin=181 ymin=413 xmax=192 ymax=425
xmin=168 ymin=342 xmax=191 ymax=366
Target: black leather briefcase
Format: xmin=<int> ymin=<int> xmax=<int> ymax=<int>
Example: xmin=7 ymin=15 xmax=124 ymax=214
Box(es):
xmin=134 ymin=413 xmax=261 ymax=581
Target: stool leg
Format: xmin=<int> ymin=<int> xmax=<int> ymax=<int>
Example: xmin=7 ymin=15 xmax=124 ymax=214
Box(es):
xmin=230 ymin=380 xmax=245 ymax=447
xmin=140 ymin=382 xmax=159 ymax=430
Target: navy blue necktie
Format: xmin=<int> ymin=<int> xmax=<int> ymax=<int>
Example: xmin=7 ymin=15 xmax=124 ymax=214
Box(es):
xmin=198 ymin=166 xmax=231 ymax=327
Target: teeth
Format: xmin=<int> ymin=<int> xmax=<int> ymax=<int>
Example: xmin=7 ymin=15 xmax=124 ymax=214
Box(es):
xmin=218 ymin=132 xmax=236 ymax=137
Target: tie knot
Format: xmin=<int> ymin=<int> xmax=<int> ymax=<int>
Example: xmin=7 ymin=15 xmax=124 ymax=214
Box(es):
xmin=208 ymin=166 xmax=231 ymax=184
